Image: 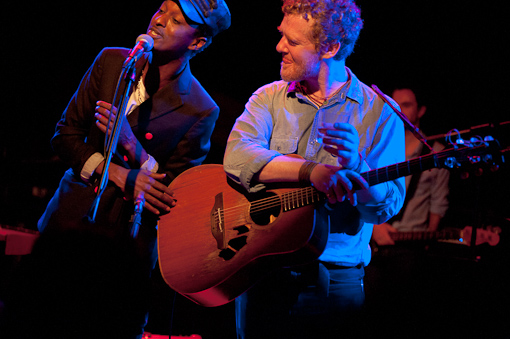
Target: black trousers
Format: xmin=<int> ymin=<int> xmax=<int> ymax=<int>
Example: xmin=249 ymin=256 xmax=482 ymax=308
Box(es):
xmin=235 ymin=261 xmax=365 ymax=339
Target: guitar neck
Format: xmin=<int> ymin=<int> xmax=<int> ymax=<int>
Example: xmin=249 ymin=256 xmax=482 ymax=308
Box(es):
xmin=282 ymin=149 xmax=446 ymax=205
xmin=279 ymin=142 xmax=497 ymax=210
xmin=361 ymin=150 xmax=445 ymax=187
xmin=390 ymin=229 xmax=461 ymax=242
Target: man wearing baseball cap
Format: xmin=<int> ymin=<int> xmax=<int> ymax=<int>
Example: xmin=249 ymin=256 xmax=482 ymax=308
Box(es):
xmin=177 ymin=0 xmax=231 ymax=37
xmin=32 ymin=1 xmax=230 ymax=338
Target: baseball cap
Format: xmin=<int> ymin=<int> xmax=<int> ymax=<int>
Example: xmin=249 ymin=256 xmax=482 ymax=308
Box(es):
xmin=177 ymin=0 xmax=231 ymax=37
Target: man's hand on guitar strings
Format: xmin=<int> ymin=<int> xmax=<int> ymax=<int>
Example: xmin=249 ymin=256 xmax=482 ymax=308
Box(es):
xmin=310 ymin=164 xmax=368 ymax=206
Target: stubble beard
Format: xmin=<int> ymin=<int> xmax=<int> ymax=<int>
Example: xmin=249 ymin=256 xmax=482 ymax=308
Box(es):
xmin=280 ymin=54 xmax=321 ymax=83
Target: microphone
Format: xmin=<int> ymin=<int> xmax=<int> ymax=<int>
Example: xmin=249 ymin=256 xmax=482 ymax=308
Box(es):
xmin=123 ymin=34 xmax=154 ymax=68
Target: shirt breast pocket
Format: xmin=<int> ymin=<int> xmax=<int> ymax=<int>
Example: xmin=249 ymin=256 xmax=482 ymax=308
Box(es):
xmin=270 ymin=137 xmax=298 ymax=155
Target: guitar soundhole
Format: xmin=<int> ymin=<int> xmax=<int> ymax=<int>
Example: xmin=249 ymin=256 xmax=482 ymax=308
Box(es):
xmin=218 ymin=236 xmax=248 ymax=261
xmin=249 ymin=191 xmax=280 ymax=226
xmin=219 ymin=248 xmax=235 ymax=260
xmin=234 ymin=225 xmax=249 ymax=234
xmin=229 ymin=236 xmax=247 ymax=251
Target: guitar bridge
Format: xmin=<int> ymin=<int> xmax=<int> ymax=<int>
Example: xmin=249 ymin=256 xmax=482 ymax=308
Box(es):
xmin=211 ymin=193 xmax=226 ymax=249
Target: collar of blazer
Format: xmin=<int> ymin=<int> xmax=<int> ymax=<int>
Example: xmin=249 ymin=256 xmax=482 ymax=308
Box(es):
xmin=129 ymin=56 xmax=193 ymax=124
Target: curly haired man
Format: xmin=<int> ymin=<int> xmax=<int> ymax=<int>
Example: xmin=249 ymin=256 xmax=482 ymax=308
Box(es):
xmin=223 ymin=0 xmax=405 ymax=337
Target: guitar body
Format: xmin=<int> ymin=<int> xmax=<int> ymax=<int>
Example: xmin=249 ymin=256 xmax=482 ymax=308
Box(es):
xmin=157 ymin=140 xmax=503 ymax=307
xmin=157 ymin=165 xmax=327 ymax=307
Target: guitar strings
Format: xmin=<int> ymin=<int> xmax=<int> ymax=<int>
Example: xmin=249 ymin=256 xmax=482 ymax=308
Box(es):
xmin=215 ymin=147 xmax=464 ymax=225
xmin=216 ymin=152 xmax=431 ymax=222
xmin=215 ymin=187 xmax=320 ymax=226
xmin=216 ymin=193 xmax=305 ymax=219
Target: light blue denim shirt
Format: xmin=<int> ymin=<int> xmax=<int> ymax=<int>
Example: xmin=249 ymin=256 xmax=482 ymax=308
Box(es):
xmin=223 ymin=68 xmax=405 ymax=267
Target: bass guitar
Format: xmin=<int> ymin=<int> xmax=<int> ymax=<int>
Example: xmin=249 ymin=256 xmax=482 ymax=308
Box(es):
xmin=388 ymin=226 xmax=500 ymax=246
xmin=158 ymin=141 xmax=502 ymax=307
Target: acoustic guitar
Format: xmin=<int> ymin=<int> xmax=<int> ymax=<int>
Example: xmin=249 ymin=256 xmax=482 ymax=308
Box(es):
xmin=158 ymin=141 xmax=502 ymax=307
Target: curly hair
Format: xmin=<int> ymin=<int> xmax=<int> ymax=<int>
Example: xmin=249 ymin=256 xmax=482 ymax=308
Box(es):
xmin=282 ymin=0 xmax=363 ymax=60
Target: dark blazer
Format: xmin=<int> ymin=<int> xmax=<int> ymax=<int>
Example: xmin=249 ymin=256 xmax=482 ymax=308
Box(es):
xmin=38 ymin=48 xmax=219 ymax=249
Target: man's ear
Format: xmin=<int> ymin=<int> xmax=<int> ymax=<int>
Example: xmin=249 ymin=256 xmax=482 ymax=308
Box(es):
xmin=418 ymin=105 xmax=427 ymax=119
xmin=190 ymin=37 xmax=207 ymax=50
xmin=321 ymin=42 xmax=340 ymax=60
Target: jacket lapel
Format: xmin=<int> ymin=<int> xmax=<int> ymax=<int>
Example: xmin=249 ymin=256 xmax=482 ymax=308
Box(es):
xmin=128 ymin=62 xmax=192 ymax=129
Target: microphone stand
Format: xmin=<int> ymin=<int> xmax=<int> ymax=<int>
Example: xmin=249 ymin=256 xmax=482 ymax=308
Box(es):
xmin=85 ymin=59 xmax=142 ymax=237
xmin=131 ymin=192 xmax=145 ymax=238
xmin=371 ymin=84 xmax=434 ymax=153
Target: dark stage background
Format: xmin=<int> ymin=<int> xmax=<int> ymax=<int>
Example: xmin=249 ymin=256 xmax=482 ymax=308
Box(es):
xmin=2 ymin=0 xmax=509 ymax=227
xmin=2 ymin=1 xmax=509 ymax=338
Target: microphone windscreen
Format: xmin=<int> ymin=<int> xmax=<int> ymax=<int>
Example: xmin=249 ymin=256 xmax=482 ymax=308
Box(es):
xmin=136 ymin=34 xmax=154 ymax=52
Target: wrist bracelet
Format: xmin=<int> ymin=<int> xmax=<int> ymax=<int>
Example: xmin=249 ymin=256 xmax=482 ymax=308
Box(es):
xmin=299 ymin=160 xmax=319 ymax=184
